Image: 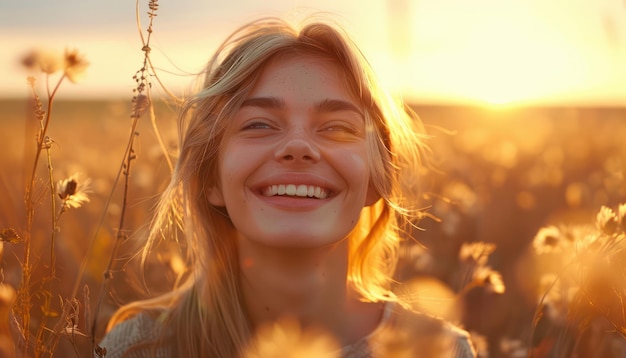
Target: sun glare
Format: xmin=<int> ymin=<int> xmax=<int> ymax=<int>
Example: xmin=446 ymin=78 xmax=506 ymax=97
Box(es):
xmin=378 ymin=0 xmax=617 ymax=108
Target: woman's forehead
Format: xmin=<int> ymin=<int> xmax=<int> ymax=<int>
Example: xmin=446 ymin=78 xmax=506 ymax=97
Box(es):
xmin=249 ymin=52 xmax=361 ymax=104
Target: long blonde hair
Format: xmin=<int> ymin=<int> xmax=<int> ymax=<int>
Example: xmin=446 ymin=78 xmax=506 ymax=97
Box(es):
xmin=106 ymin=16 xmax=429 ymax=357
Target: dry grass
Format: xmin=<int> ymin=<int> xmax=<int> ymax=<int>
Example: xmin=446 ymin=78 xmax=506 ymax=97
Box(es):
xmin=3 ymin=98 xmax=626 ymax=356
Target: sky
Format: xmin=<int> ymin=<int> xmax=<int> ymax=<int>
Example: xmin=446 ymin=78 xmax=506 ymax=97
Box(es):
xmin=3 ymin=0 xmax=626 ymax=106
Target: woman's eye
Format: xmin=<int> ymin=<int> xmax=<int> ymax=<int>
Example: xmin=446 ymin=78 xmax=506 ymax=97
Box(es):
xmin=324 ymin=125 xmax=356 ymax=133
xmin=321 ymin=122 xmax=360 ymax=135
xmin=319 ymin=122 xmax=363 ymax=141
xmin=242 ymin=121 xmax=273 ymax=130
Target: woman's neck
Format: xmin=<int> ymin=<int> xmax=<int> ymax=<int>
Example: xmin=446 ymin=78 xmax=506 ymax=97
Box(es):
xmin=237 ymin=236 xmax=384 ymax=346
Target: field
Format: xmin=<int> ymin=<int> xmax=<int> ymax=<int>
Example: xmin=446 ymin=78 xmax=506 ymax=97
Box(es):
xmin=1 ymin=98 xmax=626 ymax=357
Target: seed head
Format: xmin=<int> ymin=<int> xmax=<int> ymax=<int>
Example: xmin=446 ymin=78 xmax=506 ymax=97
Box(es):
xmin=533 ymin=225 xmax=564 ymax=254
xmin=0 ymin=228 xmax=22 ymax=244
xmin=57 ymin=174 xmax=92 ymax=209
xmin=132 ymin=94 xmax=150 ymax=119
xmin=473 ymin=266 xmax=506 ymax=294
xmin=21 ymin=49 xmax=62 ymax=74
xmin=596 ymin=205 xmax=618 ymax=235
xmin=459 ymin=241 xmax=495 ymax=265
xmin=64 ymin=48 xmax=89 ymax=83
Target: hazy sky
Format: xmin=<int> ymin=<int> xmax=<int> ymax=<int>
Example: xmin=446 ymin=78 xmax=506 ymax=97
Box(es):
xmin=3 ymin=0 xmax=626 ymax=105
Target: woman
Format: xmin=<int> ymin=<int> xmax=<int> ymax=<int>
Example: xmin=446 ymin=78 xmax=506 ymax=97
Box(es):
xmin=98 ymin=16 xmax=476 ymax=357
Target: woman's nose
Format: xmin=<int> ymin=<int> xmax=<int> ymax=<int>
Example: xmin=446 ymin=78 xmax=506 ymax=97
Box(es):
xmin=274 ymin=132 xmax=321 ymax=163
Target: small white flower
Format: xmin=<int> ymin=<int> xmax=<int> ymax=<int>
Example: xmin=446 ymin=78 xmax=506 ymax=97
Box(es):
xmin=57 ymin=174 xmax=92 ymax=209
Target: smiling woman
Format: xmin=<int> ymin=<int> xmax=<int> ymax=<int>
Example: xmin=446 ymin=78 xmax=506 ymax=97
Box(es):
xmin=96 ymin=16 xmax=476 ymax=358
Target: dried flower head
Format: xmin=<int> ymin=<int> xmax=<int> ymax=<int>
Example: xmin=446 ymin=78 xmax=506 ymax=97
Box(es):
xmin=57 ymin=174 xmax=92 ymax=209
xmin=532 ymin=225 xmax=565 ymax=254
xmin=459 ymin=241 xmax=495 ymax=265
xmin=0 ymin=228 xmax=22 ymax=244
xmin=473 ymin=266 xmax=506 ymax=294
xmin=63 ymin=48 xmax=89 ymax=83
xmin=596 ymin=205 xmax=618 ymax=235
xmin=131 ymin=94 xmax=150 ymax=119
xmin=21 ymin=49 xmax=62 ymax=74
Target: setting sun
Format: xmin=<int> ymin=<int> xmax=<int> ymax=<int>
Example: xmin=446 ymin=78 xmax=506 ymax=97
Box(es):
xmin=374 ymin=0 xmax=626 ymax=106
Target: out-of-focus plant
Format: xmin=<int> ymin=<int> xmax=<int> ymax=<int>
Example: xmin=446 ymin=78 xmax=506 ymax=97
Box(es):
xmin=530 ymin=203 xmax=626 ymax=357
xmin=0 ymin=46 xmax=92 ymax=357
xmin=0 ymin=0 xmax=175 ymax=356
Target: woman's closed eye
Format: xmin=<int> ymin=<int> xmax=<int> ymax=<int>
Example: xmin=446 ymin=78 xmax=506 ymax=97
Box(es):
xmin=319 ymin=121 xmax=363 ymax=140
xmin=242 ymin=120 xmax=275 ymax=130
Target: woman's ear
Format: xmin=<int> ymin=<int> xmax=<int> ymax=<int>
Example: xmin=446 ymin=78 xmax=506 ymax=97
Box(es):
xmin=364 ymin=183 xmax=381 ymax=207
xmin=207 ymin=185 xmax=225 ymax=207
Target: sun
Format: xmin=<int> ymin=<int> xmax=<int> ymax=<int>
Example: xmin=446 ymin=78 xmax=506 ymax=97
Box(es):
xmin=380 ymin=1 xmax=602 ymax=108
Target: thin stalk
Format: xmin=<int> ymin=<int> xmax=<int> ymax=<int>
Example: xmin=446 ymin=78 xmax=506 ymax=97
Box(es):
xmin=18 ymin=73 xmax=65 ymax=356
xmin=33 ymin=145 xmax=59 ymax=357
xmin=89 ymin=114 xmax=140 ymax=350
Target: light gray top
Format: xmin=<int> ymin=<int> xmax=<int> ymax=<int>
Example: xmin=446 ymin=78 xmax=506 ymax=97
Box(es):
xmin=98 ymin=303 xmax=476 ymax=357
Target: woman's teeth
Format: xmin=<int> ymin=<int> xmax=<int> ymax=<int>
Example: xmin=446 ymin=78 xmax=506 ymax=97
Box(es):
xmin=263 ymin=184 xmax=328 ymax=199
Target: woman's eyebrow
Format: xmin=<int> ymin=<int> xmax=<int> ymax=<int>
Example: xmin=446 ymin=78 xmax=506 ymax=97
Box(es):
xmin=240 ymin=97 xmax=363 ymax=116
xmin=315 ymin=99 xmax=363 ymax=116
xmin=240 ymin=97 xmax=285 ymax=109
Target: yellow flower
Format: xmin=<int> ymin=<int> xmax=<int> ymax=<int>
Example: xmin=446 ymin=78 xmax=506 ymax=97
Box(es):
xmin=57 ymin=174 xmax=92 ymax=209
xmin=64 ymin=48 xmax=89 ymax=83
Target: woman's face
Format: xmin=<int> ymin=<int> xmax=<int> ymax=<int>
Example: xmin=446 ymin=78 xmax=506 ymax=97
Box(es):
xmin=208 ymin=53 xmax=378 ymax=248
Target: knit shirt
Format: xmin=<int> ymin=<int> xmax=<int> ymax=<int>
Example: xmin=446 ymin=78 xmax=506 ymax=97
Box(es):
xmin=98 ymin=303 xmax=475 ymax=357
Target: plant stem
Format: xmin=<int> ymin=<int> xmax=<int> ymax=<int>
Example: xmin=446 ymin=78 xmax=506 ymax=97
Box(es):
xmin=17 ymin=73 xmax=65 ymax=356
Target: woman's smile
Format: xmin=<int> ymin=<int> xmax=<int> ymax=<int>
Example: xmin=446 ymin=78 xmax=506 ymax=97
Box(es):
xmin=262 ymin=184 xmax=330 ymax=199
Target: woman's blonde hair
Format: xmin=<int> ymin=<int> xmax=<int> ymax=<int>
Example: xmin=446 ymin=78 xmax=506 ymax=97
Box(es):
xmin=106 ymin=16 xmax=429 ymax=357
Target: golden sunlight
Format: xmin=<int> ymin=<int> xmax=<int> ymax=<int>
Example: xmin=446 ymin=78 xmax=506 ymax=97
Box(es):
xmin=379 ymin=0 xmax=623 ymax=107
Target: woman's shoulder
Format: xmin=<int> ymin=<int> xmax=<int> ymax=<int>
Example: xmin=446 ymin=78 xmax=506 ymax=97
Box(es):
xmin=368 ymin=303 xmax=476 ymax=357
xmin=96 ymin=312 xmax=169 ymax=358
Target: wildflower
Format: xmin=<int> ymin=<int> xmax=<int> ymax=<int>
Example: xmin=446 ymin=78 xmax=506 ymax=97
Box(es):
xmin=596 ymin=205 xmax=618 ymax=235
xmin=532 ymin=225 xmax=564 ymax=254
xmin=21 ymin=49 xmax=62 ymax=74
xmin=245 ymin=316 xmax=340 ymax=358
xmin=57 ymin=174 xmax=92 ymax=209
xmin=64 ymin=48 xmax=89 ymax=83
xmin=473 ymin=266 xmax=506 ymax=294
xmin=0 ymin=228 xmax=22 ymax=244
xmin=459 ymin=241 xmax=495 ymax=265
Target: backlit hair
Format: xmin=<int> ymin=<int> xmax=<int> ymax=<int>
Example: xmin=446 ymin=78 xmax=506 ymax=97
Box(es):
xmin=106 ymin=16 xmax=429 ymax=357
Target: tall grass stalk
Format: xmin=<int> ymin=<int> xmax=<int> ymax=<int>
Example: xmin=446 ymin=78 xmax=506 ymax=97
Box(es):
xmin=88 ymin=0 xmax=175 ymax=354
xmin=16 ymin=70 xmax=69 ymax=356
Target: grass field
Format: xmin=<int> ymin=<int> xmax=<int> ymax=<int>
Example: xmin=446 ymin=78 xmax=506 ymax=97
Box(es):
xmin=1 ymin=98 xmax=626 ymax=356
